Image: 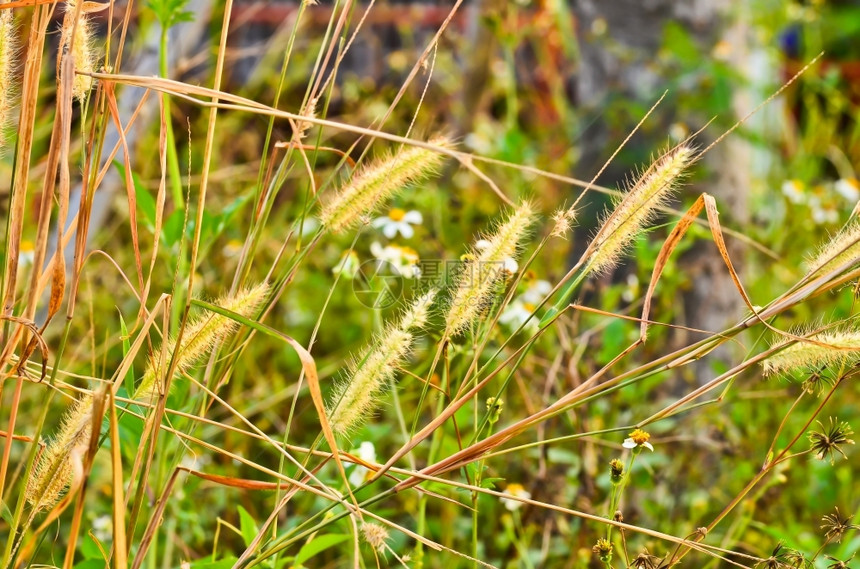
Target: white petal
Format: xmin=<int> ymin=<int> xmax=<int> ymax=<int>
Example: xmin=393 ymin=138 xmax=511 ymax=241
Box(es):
xmin=622 ymin=439 xmax=637 ymax=449
xmin=402 ymin=210 xmax=423 ymax=224
xmin=370 ymin=242 xmax=384 ymax=258
xmin=474 ymin=239 xmax=491 ymax=250
xmin=371 ymin=216 xmax=389 ymax=228
xmin=383 ymin=223 xmax=398 ymax=239
xmin=398 ymin=222 xmax=415 ymax=239
xmin=643 ymin=442 xmax=654 ymax=451
xmin=504 ymin=257 xmax=519 ymax=273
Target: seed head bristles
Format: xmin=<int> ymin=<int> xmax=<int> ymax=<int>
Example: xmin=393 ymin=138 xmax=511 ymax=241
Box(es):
xmin=762 ymin=327 xmax=860 ymax=376
xmin=361 ymin=522 xmax=390 ymax=552
xmin=135 ymin=282 xmax=270 ymax=400
xmin=25 ymin=395 xmax=94 ymax=512
xmin=320 ymin=137 xmax=449 ymax=233
xmin=588 ymin=145 xmax=694 ymax=273
xmin=0 ymin=5 xmax=16 ymax=151
xmin=327 ymin=289 xmax=436 ymax=436
xmin=806 ymin=222 xmax=860 ymax=278
xmin=550 ymin=207 xmax=577 ymax=239
xmin=445 ymin=202 xmax=534 ymax=336
xmin=61 ymin=0 xmax=97 ymax=101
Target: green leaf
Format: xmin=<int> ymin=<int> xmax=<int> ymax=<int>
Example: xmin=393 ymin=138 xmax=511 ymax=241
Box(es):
xmin=113 ymin=160 xmax=156 ymax=231
xmin=186 ymin=559 xmax=238 ymax=569
xmin=147 ymin=0 xmax=194 ymax=28
xmin=237 ymin=505 xmax=259 ymax=547
xmin=117 ymin=311 xmax=136 ymax=397
xmin=294 ymin=534 xmax=350 ymax=567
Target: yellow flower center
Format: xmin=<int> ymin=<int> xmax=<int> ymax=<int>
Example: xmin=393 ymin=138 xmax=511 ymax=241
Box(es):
xmin=20 ymin=240 xmax=34 ymax=253
xmin=388 ymin=208 xmax=407 ymax=221
xmin=523 ymin=302 xmax=536 ymax=313
xmin=506 ymin=483 xmax=524 ymax=494
xmin=628 ymin=428 xmax=650 ymax=445
xmin=848 ymin=178 xmax=860 ymax=190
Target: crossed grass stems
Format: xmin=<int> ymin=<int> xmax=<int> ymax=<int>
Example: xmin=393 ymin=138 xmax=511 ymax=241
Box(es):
xmin=0 ymin=0 xmax=856 ymax=567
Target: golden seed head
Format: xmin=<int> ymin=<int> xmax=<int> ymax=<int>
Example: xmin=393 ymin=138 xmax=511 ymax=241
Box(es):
xmin=26 ymin=395 xmax=94 ymax=512
xmin=326 ymin=290 xmax=437 ymax=435
xmin=320 ymin=137 xmax=449 ymax=233
xmin=135 ymin=283 xmax=270 ymax=400
xmin=61 ymin=0 xmax=98 ymax=101
xmin=762 ymin=327 xmax=860 ymax=376
xmin=444 ymin=202 xmax=534 ymax=335
xmin=589 ymin=145 xmax=694 ymax=273
xmin=806 ymin=222 xmax=860 ymax=278
xmin=550 ymin=207 xmax=577 ymax=239
xmin=0 ymin=6 xmax=16 ymax=151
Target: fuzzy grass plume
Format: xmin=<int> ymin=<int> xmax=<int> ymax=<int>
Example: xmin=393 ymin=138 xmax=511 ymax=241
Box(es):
xmin=445 ymin=202 xmax=534 ymax=335
xmin=320 ymin=137 xmax=449 ymax=233
xmin=135 ymin=283 xmax=270 ymax=399
xmin=327 ymin=289 xmax=436 ymax=436
xmin=762 ymin=327 xmax=860 ymax=376
xmin=25 ymin=395 xmax=93 ymax=512
xmin=806 ymin=221 xmax=860 ymax=278
xmin=0 ymin=3 xmax=15 ymax=150
xmin=588 ymin=145 xmax=694 ymax=273
xmin=61 ymin=0 xmax=97 ymax=101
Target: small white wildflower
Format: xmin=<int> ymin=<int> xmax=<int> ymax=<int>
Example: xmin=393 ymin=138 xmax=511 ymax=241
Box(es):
xmin=370 ymin=242 xmax=421 ymax=278
xmin=222 ymin=238 xmax=244 ymax=259
xmin=372 ymin=208 xmax=423 ymax=239
xmin=621 ymin=273 xmax=640 ymax=303
xmin=622 ymin=428 xmax=654 ymax=452
xmin=348 ymin=441 xmax=377 ymax=487
xmin=500 ymin=280 xmax=551 ymax=334
xmin=835 ymin=178 xmax=860 ymax=202
xmin=782 ymin=179 xmax=806 ymax=204
xmin=501 ymin=483 xmax=531 ymax=511
xmin=668 ymin=122 xmax=689 ymax=142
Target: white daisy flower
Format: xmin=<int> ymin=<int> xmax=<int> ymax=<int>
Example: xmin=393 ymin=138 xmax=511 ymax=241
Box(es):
xmin=474 ymin=239 xmax=518 ymax=275
xmin=835 ymin=178 xmax=860 ymax=202
xmin=622 ymin=429 xmax=654 ymax=452
xmin=812 ymin=203 xmax=839 ymax=225
xmin=370 ymin=241 xmax=421 ymax=279
xmin=372 ymin=208 xmax=423 ymax=239
xmin=222 ymin=238 xmax=244 ymax=259
xmin=781 ymin=179 xmax=805 ymax=204
xmin=349 ymin=441 xmax=377 ymax=487
xmin=500 ymin=483 xmax=532 ymax=511
xmin=500 ymin=280 xmax=552 ymax=334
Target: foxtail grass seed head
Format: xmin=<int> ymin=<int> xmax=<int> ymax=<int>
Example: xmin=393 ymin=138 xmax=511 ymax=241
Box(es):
xmin=550 ymin=207 xmax=577 ymax=239
xmin=445 ymin=202 xmax=534 ymax=335
xmin=26 ymin=395 xmax=94 ymax=512
xmin=61 ymin=1 xmax=97 ymax=101
xmin=761 ymin=328 xmax=860 ymax=376
xmin=361 ymin=522 xmax=390 ymax=552
xmin=806 ymin=222 xmax=860 ymax=278
xmin=320 ymin=137 xmax=449 ymax=233
xmin=0 ymin=5 xmax=15 ymax=151
xmin=326 ymin=289 xmax=436 ymax=436
xmin=135 ymin=283 xmax=270 ymax=400
xmin=589 ymin=145 xmax=694 ymax=273
xmin=609 ymin=458 xmax=625 ymax=485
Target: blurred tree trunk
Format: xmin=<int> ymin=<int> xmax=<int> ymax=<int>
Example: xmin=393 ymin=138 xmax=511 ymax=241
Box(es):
xmin=570 ymin=0 xmax=761 ymax=383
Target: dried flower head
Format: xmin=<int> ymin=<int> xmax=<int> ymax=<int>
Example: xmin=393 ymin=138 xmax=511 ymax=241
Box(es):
xmin=821 ymin=507 xmax=859 ymax=544
xmin=808 ymin=418 xmax=855 ymax=464
xmin=755 ymin=543 xmax=811 ymax=569
xmin=762 ymin=327 xmax=860 ymax=376
xmin=593 ymin=538 xmax=613 ymax=563
xmin=26 ymin=395 xmax=95 ymax=512
xmin=825 ymin=553 xmax=855 ymax=569
xmin=361 ymin=522 xmax=389 ymax=552
xmin=295 ymin=96 xmax=318 ymax=139
xmin=630 ymin=549 xmax=663 ymax=569
xmin=327 ymin=290 xmax=436 ymax=435
xmin=320 ymin=137 xmax=449 ymax=233
xmin=445 ymin=202 xmax=534 ymax=335
xmin=135 ymin=283 xmax=270 ymax=400
xmin=589 ymin=145 xmax=694 ymax=273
